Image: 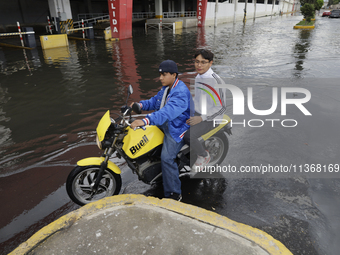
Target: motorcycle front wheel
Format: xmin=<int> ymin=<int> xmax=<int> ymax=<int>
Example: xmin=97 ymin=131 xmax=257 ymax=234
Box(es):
xmin=66 ymin=165 xmax=122 ymax=206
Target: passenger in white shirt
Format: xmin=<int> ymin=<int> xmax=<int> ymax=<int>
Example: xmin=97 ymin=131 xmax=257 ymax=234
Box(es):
xmin=184 ymin=49 xmax=226 ymax=171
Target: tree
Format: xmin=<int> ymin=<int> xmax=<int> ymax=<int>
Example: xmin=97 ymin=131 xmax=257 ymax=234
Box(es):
xmin=300 ymin=3 xmax=315 ymax=22
xmin=300 ymin=0 xmax=315 ymax=6
xmin=329 ymin=0 xmax=340 ymax=6
xmin=315 ymin=0 xmax=324 ymax=10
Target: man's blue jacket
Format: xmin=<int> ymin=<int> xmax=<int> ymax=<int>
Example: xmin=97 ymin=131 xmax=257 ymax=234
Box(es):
xmin=140 ymin=78 xmax=191 ymax=143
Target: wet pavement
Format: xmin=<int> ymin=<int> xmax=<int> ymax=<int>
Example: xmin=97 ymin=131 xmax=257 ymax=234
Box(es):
xmin=1 ymin=13 xmax=340 ymax=254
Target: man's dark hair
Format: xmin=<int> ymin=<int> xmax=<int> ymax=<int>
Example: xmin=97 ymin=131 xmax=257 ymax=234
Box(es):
xmin=194 ymin=49 xmax=214 ymax=62
xmin=171 ymin=72 xmax=179 ymax=78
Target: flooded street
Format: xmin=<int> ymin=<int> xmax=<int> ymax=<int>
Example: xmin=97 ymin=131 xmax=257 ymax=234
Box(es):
xmin=1 ymin=14 xmax=340 ymax=254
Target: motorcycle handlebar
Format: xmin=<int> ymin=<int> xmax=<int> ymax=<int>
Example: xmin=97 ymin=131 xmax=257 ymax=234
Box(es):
xmin=120 ymin=106 xmax=146 ymax=131
xmin=131 ymin=114 xmax=148 ymax=117
xmin=123 ymin=107 xmax=131 ymax=116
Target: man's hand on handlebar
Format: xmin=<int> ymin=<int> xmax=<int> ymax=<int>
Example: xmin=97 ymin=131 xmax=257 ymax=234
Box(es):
xmin=130 ymin=119 xmax=145 ymax=130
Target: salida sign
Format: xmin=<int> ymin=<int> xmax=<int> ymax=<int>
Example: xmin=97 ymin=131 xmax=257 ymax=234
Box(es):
xmin=108 ymin=0 xmax=132 ymax=40
xmin=197 ymin=0 xmax=208 ymax=27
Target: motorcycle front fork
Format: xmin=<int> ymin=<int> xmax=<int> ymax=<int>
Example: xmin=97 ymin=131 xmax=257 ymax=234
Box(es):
xmin=91 ymin=141 xmax=116 ymax=194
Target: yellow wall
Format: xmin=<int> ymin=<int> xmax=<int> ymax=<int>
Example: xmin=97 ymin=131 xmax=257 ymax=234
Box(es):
xmin=39 ymin=34 xmax=69 ymax=49
xmin=105 ymin=29 xmax=111 ymax=40
xmin=175 ymin=21 xmax=183 ymax=30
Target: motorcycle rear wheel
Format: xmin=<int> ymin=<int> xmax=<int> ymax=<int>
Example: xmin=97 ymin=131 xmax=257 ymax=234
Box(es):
xmin=204 ymin=132 xmax=229 ymax=166
xmin=66 ymin=165 xmax=122 ymax=206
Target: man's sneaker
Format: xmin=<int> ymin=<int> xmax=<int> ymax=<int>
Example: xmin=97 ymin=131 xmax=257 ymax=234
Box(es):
xmin=168 ymin=193 xmax=182 ymax=201
xmin=192 ymin=151 xmax=211 ymax=172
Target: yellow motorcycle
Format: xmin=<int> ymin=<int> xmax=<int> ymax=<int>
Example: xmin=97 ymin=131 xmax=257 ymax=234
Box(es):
xmin=66 ymin=85 xmax=232 ymax=206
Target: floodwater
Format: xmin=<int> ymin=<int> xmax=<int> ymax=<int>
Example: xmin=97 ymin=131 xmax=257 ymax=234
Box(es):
xmin=1 ymin=14 xmax=340 ymax=254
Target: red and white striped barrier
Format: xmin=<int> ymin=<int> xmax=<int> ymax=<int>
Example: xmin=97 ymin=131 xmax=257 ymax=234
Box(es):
xmin=17 ymin=21 xmax=24 ymax=47
xmin=82 ymin=19 xmax=85 ymax=39
xmin=47 ymin=16 xmax=52 ymax=34
xmin=0 ymin=31 xmax=34 ymax=36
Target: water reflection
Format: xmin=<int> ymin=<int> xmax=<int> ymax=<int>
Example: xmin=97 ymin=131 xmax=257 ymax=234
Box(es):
xmin=60 ymin=43 xmax=87 ymax=100
xmin=0 ymin=83 xmax=12 ymax=151
xmin=196 ymin=27 xmax=207 ymax=48
xmin=42 ymin=46 xmax=71 ymax=64
xmin=112 ymin=39 xmax=141 ymax=87
xmin=293 ymin=30 xmax=312 ymax=78
xmin=0 ymin=47 xmax=42 ymax=76
xmin=0 ymin=50 xmax=6 ymax=72
xmin=22 ymin=49 xmax=33 ymax=75
xmin=29 ymin=48 xmax=41 ymax=69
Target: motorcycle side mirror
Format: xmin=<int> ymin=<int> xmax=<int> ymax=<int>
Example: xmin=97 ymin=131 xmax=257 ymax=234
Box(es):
xmin=132 ymin=102 xmax=142 ymax=114
xmin=125 ymin=85 xmax=134 ymax=108
xmin=128 ymin=85 xmax=133 ymax=95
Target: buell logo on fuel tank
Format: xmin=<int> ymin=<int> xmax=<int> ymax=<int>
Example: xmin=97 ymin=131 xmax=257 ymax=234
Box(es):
xmin=129 ymin=135 xmax=149 ymax=155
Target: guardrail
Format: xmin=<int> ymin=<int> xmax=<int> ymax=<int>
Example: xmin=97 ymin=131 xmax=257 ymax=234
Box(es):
xmin=163 ymin=11 xmax=196 ymax=18
xmin=0 ymin=31 xmax=35 ymax=36
xmin=145 ymin=21 xmax=183 ymax=34
xmin=72 ymin=11 xmax=195 ymax=29
xmin=78 ymin=13 xmax=108 ymax=20
xmin=75 ymin=12 xmax=155 ymax=27
xmin=74 ymin=15 xmax=110 ymax=28
xmin=132 ymin=12 xmax=155 ymax=19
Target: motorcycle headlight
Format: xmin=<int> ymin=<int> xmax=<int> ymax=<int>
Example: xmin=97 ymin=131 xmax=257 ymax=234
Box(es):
xmin=96 ymin=134 xmax=102 ymax=150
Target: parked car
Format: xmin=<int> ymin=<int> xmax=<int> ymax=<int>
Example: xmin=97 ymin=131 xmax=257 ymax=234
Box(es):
xmin=329 ymin=10 xmax=340 ymax=18
xmin=322 ymin=11 xmax=331 ymax=16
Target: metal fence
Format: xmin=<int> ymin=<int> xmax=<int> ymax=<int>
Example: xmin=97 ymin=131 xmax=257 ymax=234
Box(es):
xmin=77 ymin=12 xmax=156 ymax=21
xmin=74 ymin=15 xmax=110 ymax=28
xmin=72 ymin=11 xmax=196 ymax=29
xmin=163 ymin=11 xmax=196 ymax=18
xmin=132 ymin=12 xmax=156 ymax=19
xmin=77 ymin=13 xmax=108 ymax=20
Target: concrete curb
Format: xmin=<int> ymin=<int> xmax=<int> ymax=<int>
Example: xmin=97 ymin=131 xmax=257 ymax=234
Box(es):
xmin=9 ymin=194 xmax=293 ymax=255
xmin=294 ymin=19 xmax=316 ymax=29
xmin=294 ymin=25 xmax=315 ymax=29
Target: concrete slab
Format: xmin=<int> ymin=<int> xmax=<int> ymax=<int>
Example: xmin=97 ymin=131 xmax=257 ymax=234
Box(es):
xmin=9 ymin=194 xmax=292 ymax=255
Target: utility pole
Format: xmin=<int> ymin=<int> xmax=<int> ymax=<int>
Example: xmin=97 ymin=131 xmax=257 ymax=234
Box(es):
xmin=244 ymin=0 xmax=248 ymax=23
xmin=234 ymin=0 xmax=238 ymax=23
xmin=214 ymin=0 xmax=218 ymax=27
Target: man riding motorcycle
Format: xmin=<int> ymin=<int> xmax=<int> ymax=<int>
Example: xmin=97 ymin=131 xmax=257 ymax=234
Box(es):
xmin=66 ymin=61 xmax=231 ymax=206
xmin=130 ymin=60 xmax=191 ymax=201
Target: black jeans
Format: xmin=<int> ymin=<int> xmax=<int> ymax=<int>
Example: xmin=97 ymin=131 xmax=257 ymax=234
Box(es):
xmin=183 ymin=119 xmax=214 ymax=158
